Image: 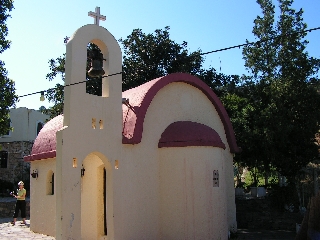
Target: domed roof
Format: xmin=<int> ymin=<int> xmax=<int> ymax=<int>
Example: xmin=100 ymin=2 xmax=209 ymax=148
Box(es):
xmin=24 ymin=115 xmax=64 ymax=161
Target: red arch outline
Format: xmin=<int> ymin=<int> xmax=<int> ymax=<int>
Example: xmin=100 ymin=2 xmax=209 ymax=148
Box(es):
xmin=158 ymin=121 xmax=226 ymax=149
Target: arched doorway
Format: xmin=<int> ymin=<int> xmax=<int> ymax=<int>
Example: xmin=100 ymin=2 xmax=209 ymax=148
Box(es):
xmin=81 ymin=153 xmax=110 ymax=239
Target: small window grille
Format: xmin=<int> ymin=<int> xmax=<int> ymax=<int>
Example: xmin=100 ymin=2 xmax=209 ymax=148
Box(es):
xmin=213 ymin=170 xmax=219 ymax=187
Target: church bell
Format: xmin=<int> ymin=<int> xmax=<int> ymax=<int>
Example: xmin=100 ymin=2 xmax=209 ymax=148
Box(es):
xmin=88 ymin=59 xmax=105 ymax=77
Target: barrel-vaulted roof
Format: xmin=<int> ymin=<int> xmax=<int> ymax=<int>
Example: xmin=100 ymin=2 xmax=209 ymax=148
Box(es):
xmin=121 ymin=73 xmax=240 ymax=152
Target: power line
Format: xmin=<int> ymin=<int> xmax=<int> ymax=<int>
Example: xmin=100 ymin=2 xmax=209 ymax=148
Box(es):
xmin=201 ymin=26 xmax=320 ymax=55
xmin=18 ymin=72 xmax=122 ymax=98
xmin=18 ymin=26 xmax=320 ymax=99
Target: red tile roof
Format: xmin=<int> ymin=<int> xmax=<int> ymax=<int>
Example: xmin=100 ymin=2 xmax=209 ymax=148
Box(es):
xmin=24 ymin=115 xmax=64 ymax=162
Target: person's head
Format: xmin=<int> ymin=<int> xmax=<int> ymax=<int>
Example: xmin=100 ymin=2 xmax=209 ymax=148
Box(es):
xmin=18 ymin=181 xmax=24 ymax=188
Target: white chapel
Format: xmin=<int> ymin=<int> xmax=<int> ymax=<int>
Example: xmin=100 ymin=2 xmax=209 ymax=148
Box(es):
xmin=25 ymin=7 xmax=241 ymax=240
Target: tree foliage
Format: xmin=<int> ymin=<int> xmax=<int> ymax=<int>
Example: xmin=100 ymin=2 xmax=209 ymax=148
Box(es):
xmin=232 ymin=0 xmax=320 ymax=182
xmin=0 ymin=0 xmax=17 ymax=136
xmin=120 ymin=27 xmax=203 ymax=90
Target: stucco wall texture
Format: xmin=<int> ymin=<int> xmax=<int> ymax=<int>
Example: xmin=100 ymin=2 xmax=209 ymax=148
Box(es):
xmin=29 ymin=158 xmax=56 ymax=237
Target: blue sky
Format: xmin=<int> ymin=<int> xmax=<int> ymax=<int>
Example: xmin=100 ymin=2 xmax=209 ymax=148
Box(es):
xmin=2 ymin=0 xmax=320 ymax=110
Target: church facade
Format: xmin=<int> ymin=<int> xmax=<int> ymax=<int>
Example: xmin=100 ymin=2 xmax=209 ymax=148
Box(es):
xmin=25 ymin=8 xmax=240 ymax=240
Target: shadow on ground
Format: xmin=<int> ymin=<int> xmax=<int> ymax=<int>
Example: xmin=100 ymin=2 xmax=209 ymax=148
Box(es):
xmin=233 ymin=229 xmax=296 ymax=240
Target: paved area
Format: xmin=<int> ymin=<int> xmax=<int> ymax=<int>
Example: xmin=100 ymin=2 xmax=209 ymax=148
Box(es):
xmin=0 ymin=218 xmax=297 ymax=240
xmin=0 ymin=218 xmax=55 ymax=240
xmin=0 ymin=197 xmax=29 ymax=202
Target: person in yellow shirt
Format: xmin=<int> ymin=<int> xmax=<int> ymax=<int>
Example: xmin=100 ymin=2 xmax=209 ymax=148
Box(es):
xmin=11 ymin=181 xmax=27 ymax=225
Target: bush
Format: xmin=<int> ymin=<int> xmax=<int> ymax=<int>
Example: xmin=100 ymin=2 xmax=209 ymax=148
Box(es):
xmin=269 ymin=183 xmax=299 ymax=212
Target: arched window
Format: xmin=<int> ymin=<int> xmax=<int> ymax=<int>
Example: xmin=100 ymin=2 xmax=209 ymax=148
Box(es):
xmin=0 ymin=151 xmax=8 ymax=168
xmin=46 ymin=170 xmax=54 ymax=195
xmin=36 ymin=121 xmax=44 ymax=136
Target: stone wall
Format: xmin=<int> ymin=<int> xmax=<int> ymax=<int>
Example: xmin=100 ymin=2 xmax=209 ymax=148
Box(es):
xmin=236 ymin=197 xmax=303 ymax=230
xmin=0 ymin=199 xmax=30 ymax=218
xmin=0 ymin=141 xmax=33 ymax=184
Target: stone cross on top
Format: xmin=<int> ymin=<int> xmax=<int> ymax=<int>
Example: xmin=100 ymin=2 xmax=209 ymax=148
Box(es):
xmin=88 ymin=7 xmax=106 ymax=26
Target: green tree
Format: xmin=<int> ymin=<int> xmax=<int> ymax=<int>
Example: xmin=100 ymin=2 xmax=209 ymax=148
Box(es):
xmin=0 ymin=0 xmax=17 ymax=136
xmin=238 ymin=0 xmax=320 ymax=182
xmin=43 ymin=26 xmax=236 ymax=118
xmin=221 ymin=77 xmax=268 ymax=186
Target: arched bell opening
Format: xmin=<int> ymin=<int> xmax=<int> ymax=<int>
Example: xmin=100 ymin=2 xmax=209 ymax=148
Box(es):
xmin=85 ymin=42 xmax=104 ymax=96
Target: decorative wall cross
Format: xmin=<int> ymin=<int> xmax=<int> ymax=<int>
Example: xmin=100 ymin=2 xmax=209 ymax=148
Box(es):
xmin=88 ymin=7 xmax=106 ymax=26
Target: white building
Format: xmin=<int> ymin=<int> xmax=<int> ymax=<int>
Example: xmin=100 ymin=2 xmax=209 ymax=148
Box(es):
xmin=0 ymin=107 xmax=49 ymax=184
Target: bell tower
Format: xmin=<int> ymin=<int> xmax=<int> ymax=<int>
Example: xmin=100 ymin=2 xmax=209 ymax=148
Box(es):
xmin=63 ymin=6 xmax=122 ymax=127
xmin=55 ymin=7 xmax=122 ymax=240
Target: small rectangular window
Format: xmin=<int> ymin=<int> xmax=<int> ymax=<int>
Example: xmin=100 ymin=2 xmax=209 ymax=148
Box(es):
xmin=2 ymin=118 xmax=11 ymax=137
xmin=99 ymin=119 xmax=103 ymax=129
xmin=36 ymin=122 xmax=44 ymax=135
xmin=73 ymin=158 xmax=77 ymax=168
xmin=51 ymin=173 xmax=54 ymax=195
xmin=92 ymin=118 xmax=96 ymax=129
xmin=0 ymin=151 xmax=8 ymax=168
